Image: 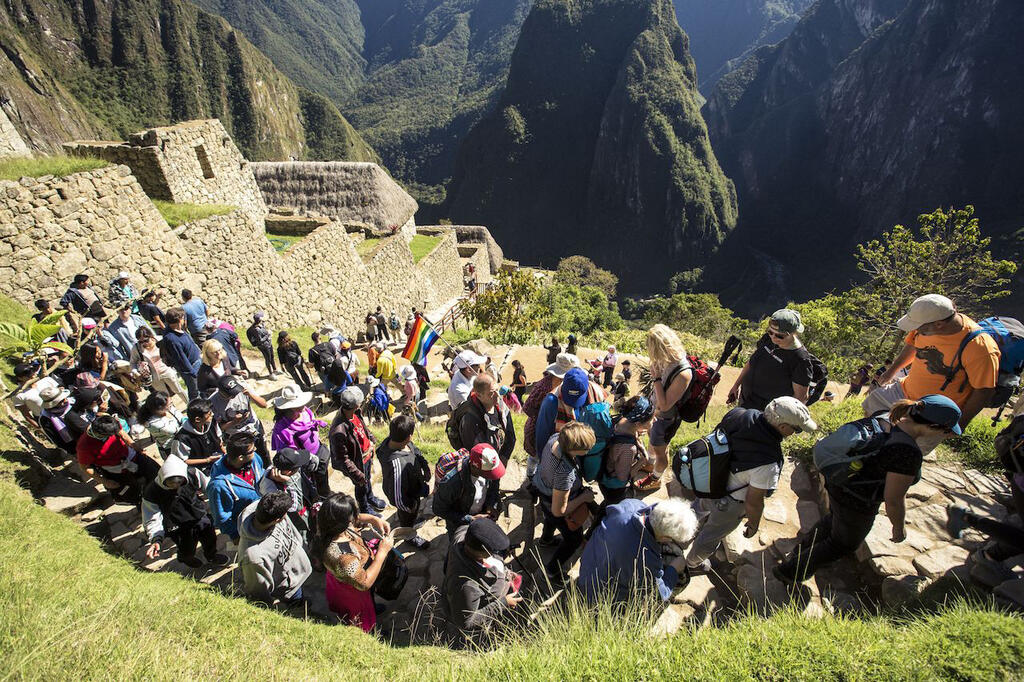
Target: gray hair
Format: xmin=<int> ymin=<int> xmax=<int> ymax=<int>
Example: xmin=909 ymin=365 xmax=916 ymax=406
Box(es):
xmin=649 ymin=498 xmax=698 ymax=545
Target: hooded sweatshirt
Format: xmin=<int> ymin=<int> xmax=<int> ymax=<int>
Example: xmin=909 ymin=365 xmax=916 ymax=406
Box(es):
xmin=142 ymin=457 xmax=210 ymax=543
xmin=170 ymin=419 xmax=223 ymax=471
xmin=236 ymin=500 xmax=312 ymax=602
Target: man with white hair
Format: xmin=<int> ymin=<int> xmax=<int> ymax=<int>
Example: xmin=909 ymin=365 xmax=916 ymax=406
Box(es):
xmin=578 ymin=498 xmax=698 ymax=604
xmin=448 ymin=349 xmax=486 ymax=409
xmin=683 ymin=396 xmax=816 ymax=572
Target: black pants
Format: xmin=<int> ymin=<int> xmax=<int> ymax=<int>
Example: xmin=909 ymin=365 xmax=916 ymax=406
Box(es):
xmin=396 ymin=500 xmax=421 ymax=528
xmin=285 ymin=360 xmax=312 ymax=390
xmin=602 ymin=367 xmax=614 ymax=388
xmin=168 ymin=515 xmax=218 ymax=561
xmin=777 ymin=490 xmax=878 ymax=581
xmin=256 ymin=343 xmax=276 ymax=373
xmin=100 ymin=452 xmax=160 ymax=504
xmin=539 ymin=501 xmax=585 ymax=574
xmin=378 ymin=324 xmax=390 ymax=342
xmin=309 ymin=444 xmax=331 ymax=500
xmin=964 ymin=511 xmax=1024 ymax=555
xmin=351 ymin=456 xmax=379 ymax=513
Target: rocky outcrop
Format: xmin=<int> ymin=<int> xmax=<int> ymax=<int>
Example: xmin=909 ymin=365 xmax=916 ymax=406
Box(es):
xmin=446 ymin=0 xmax=737 ymax=294
xmin=703 ymin=0 xmax=1024 ymax=315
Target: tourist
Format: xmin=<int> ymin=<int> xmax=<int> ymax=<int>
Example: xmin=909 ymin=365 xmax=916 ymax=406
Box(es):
xmin=180 ymin=289 xmax=210 ymax=344
xmin=197 ymin=339 xmax=243 ymax=394
xmin=611 ymin=372 xmax=629 ymax=405
xmin=271 ymin=384 xmax=330 ymax=498
xmin=66 ymin=341 xmax=108 ymax=383
xmin=107 ymin=303 xmax=152 ymax=358
xmin=376 ymin=414 xmax=432 ymax=548
xmin=454 ymin=373 xmax=516 ymax=467
xmin=433 ymin=443 xmax=505 ymax=537
xmin=277 ymin=331 xmax=312 ymax=390
xmin=728 ymin=309 xmax=814 ymax=410
xmin=169 ymin=398 xmax=225 ymax=473
xmin=374 ymin=344 xmax=397 ymax=385
xmin=375 ymin=306 xmax=389 ymax=343
xmin=396 ymin=364 xmax=422 ymax=420
xmin=77 ymin=414 xmax=159 ymax=503
xmin=107 ymin=272 xmax=139 ymax=310
xmin=246 ymin=311 xmax=280 ymax=377
xmin=846 ymin=362 xmax=873 ymax=400
xmin=336 ymin=339 xmax=360 ymax=385
xmin=11 ymin=363 xmax=60 ymax=430
xmin=775 ymin=396 xmax=960 ymax=584
xmin=207 ymin=320 xmax=244 ymax=372
xmin=388 ymin=310 xmax=403 ymax=344
xmin=136 ymin=391 xmax=184 ymax=459
xmin=366 ymin=339 xmax=381 ymax=375
xmin=365 ymin=310 xmax=378 ymax=343
xmin=600 ymin=395 xmax=655 ymax=508
xmin=634 ymin=324 xmax=693 ymax=492
xmin=160 ymin=307 xmax=202 ymax=399
xmin=329 ymin=387 xmax=387 ymax=515
xmin=142 ymin=456 xmax=228 ymax=567
xmin=601 ymin=345 xmax=618 ymax=388
xmin=211 ymin=374 xmax=270 ymax=466
xmin=523 ymin=353 xmax=575 ymax=478
xmin=566 ymin=334 xmax=578 ymax=357
xmin=862 ymin=294 xmax=999 ymax=444
xmin=510 ymin=359 xmax=527 ymax=404
xmin=448 ymin=349 xmax=486 ymax=409
xmin=60 ymin=273 xmax=106 ymax=323
xmin=38 ymin=385 xmax=87 ymax=457
xmin=207 ymin=432 xmax=266 ymax=543
xmin=499 ymin=385 xmax=522 ymax=413
xmin=130 ymin=328 xmax=188 ymax=403
xmin=309 ymin=493 xmax=393 ymax=632
xmin=533 ymin=422 xmax=598 ymax=584
xmin=533 ymin=367 xmax=610 ymax=482
xmin=237 ymin=491 xmax=313 ymax=605
xmin=578 ymin=498 xmax=698 ymax=605
xmin=443 ymin=517 xmax=522 ymax=644
xmin=92 ymin=319 xmax=127 ymax=362
xmin=259 ymin=447 xmax=318 ymax=536
xmin=136 ymin=290 xmax=166 ymax=333
xmin=543 ymin=337 xmax=562 ymax=365
xmin=684 ymin=397 xmax=816 ymax=572
xmin=413 ymin=361 xmax=430 ymax=401
xmin=621 ymin=359 xmax=632 ymax=384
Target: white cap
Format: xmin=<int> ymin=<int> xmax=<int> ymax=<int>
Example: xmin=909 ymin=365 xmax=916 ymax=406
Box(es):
xmin=764 ymin=396 xmax=818 ymax=432
xmin=454 ymin=349 xmax=486 ymax=370
xmin=545 ymin=352 xmax=579 ymax=378
xmin=897 ymin=294 xmax=956 ymax=332
xmin=117 ymin=271 xmax=130 ymax=280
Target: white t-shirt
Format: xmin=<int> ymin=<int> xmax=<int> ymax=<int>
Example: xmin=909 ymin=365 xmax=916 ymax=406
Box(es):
xmin=468 ymin=475 xmax=488 ymax=515
xmin=726 ymin=462 xmax=781 ymax=502
xmin=448 ymin=370 xmax=474 ymax=409
xmin=13 ymin=377 xmax=59 ymax=417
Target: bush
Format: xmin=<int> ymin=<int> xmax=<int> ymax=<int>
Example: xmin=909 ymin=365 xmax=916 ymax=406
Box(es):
xmin=939 ymin=416 xmax=1003 ymax=473
xmin=535 ymin=283 xmax=624 ymax=337
xmin=553 ymin=256 xmax=618 ymax=297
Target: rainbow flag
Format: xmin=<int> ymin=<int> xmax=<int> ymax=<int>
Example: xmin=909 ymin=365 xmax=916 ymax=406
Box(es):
xmin=401 ymin=316 xmax=439 ymax=364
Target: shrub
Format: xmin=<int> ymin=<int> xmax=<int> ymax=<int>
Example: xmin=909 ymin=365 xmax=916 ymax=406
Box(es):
xmin=553 ymin=256 xmax=618 ymax=297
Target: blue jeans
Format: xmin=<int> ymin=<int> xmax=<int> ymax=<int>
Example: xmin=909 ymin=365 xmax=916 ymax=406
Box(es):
xmin=182 ymin=373 xmax=199 ymax=401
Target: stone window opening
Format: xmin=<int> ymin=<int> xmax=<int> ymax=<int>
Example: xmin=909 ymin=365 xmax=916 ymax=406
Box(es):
xmin=195 ymin=144 xmax=215 ymax=179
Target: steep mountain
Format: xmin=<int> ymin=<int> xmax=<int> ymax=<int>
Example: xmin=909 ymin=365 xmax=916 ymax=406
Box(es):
xmin=704 ymin=0 xmax=1024 ymax=315
xmin=0 ymin=0 xmax=376 ymax=162
xmin=445 ymin=0 xmax=737 ymax=293
xmin=671 ymin=0 xmax=814 ymax=90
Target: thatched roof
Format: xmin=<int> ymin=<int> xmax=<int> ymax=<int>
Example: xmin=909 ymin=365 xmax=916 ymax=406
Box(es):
xmin=251 ymin=161 xmax=417 ymax=230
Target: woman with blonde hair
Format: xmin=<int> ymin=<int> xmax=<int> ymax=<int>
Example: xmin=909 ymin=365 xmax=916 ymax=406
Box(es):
xmin=636 ymin=324 xmax=692 ymax=491
xmin=197 ymin=338 xmax=244 ymax=394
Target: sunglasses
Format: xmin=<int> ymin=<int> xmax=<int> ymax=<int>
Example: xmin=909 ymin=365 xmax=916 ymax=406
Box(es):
xmin=768 ymin=330 xmax=790 ymax=340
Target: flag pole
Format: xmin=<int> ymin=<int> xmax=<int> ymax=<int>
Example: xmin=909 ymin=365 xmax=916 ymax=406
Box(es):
xmin=420 ymin=315 xmax=460 ymax=354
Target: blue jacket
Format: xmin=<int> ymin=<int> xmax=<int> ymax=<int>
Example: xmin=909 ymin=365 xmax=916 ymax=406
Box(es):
xmin=161 ymin=329 xmax=201 ymax=377
xmin=206 ymin=455 xmax=266 ymax=540
xmin=577 ymin=499 xmax=679 ymax=604
xmin=209 ymin=327 xmax=241 ymax=368
xmin=108 ymin=314 xmax=152 ymax=358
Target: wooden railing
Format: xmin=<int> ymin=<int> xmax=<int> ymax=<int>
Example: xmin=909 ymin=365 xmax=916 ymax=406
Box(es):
xmin=432 ymin=282 xmax=486 ymax=336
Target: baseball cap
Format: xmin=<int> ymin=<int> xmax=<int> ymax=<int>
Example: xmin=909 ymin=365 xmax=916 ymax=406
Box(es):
xmin=339 ymin=386 xmax=364 ymax=410
xmin=218 ymin=374 xmax=245 ymax=397
xmin=81 ymin=317 xmax=97 ymax=330
xmin=560 ymin=368 xmax=589 ymax=408
xmin=454 ymin=349 xmax=486 ymax=370
xmin=545 ymin=352 xmax=579 ymax=378
xmin=469 ymin=443 xmax=505 ymax=480
xmin=897 ymin=294 xmax=956 ymax=332
xmin=912 ymin=395 xmax=962 ymax=435
xmin=116 ymin=271 xmax=130 ymax=280
xmin=465 ymin=517 xmax=511 ymax=555
xmin=764 ymin=396 xmax=818 ymax=432
xmin=770 ymin=309 xmax=804 ymax=334
xmin=273 ymin=447 xmax=311 ymax=471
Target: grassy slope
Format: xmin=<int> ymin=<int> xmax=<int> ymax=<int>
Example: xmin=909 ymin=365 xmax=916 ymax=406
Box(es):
xmin=0 ymin=156 xmax=109 ymax=181
xmin=152 ymin=200 xmax=236 ymax=228
xmin=409 ymin=234 xmax=443 ymax=263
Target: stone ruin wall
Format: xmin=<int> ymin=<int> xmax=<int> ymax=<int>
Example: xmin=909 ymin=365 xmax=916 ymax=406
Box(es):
xmin=66 ymin=120 xmax=266 ymax=216
xmin=0 ymin=164 xmax=464 ymax=334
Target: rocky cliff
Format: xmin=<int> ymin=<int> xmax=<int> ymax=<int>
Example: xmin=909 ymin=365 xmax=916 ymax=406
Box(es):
xmin=0 ymin=0 xmax=375 ymax=162
xmin=445 ymin=0 xmax=737 ymax=294
xmin=703 ymin=0 xmax=1024 ymax=315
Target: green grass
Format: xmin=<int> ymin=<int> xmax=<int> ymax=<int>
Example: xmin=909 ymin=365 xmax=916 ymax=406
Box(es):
xmin=938 ymin=417 xmax=1005 ymax=473
xmin=356 ymin=237 xmax=382 ymax=258
xmin=152 ymin=200 xmax=236 ymax=228
xmin=0 ymin=155 xmax=109 ymax=181
xmin=265 ymin=233 xmax=304 ymax=253
xmin=408 ymin=234 xmax=442 ymax=263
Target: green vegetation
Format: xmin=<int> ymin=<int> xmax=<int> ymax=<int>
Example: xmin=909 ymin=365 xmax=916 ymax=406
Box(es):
xmin=0 ymin=155 xmax=108 ymax=181
xmin=298 ymin=89 xmax=379 ymax=163
xmin=553 ymin=256 xmax=618 ymax=298
xmin=152 ymin=200 xmax=235 ymax=228
xmin=266 ymin=233 xmax=304 ymax=253
xmin=356 ymin=237 xmax=382 ymax=258
xmin=939 ymin=417 xmax=1006 ymax=473
xmin=408 ymin=234 xmax=443 ymax=263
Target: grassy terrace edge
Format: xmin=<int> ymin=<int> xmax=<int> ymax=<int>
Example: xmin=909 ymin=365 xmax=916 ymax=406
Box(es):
xmin=0 ymin=155 xmax=110 ymax=182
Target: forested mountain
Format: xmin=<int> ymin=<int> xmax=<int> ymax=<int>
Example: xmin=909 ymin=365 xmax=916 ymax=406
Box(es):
xmin=445 ymin=0 xmax=737 ymax=294
xmin=0 ymin=0 xmax=376 ymax=162
xmin=703 ymin=0 xmax=1024 ymax=315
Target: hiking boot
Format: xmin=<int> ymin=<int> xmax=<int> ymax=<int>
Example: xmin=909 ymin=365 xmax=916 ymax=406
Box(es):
xmin=368 ymin=496 xmax=387 ymax=512
xmin=180 ymin=556 xmax=204 ymax=568
xmin=206 ymin=553 xmax=232 ymax=566
xmin=536 ymin=534 xmax=558 ymax=548
xmin=406 ymin=535 xmax=429 ymax=550
xmin=634 ymin=473 xmax=661 ymax=491
xmin=946 ymin=505 xmax=970 ymax=540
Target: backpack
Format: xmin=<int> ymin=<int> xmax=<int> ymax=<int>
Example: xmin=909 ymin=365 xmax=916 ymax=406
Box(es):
xmin=805 ymin=354 xmax=829 ymax=406
xmin=574 ymin=400 xmax=615 ymax=481
xmin=598 ymin=432 xmax=642 ymax=489
xmin=995 ymin=415 xmax=1024 ymax=474
xmin=434 ymin=448 xmax=470 ymax=482
xmin=812 ymin=415 xmax=891 ymax=488
xmin=309 ymin=342 xmax=337 ymax=374
xmin=671 ymin=429 xmax=736 ymax=498
xmin=664 ymin=336 xmax=743 ymax=423
xmin=446 ymin=399 xmax=484 ymax=449
xmin=943 ymin=316 xmax=1024 ymax=407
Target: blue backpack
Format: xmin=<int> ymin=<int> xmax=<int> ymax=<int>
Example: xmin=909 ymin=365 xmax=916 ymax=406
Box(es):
xmin=672 ymin=429 xmax=736 ymax=498
xmin=942 ymin=316 xmax=1024 ymax=407
xmin=575 ymin=401 xmax=615 ymax=482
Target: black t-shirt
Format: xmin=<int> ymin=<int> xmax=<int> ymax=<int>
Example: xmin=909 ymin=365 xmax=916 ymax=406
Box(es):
xmin=740 ymin=335 xmax=814 ymax=411
xmin=829 ymin=428 xmax=923 ymax=510
xmin=137 ymin=301 xmax=164 ymax=324
xmin=513 ymin=367 xmax=527 ymax=388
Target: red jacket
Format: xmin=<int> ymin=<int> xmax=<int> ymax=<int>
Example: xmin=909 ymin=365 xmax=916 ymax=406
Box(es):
xmin=77 ymin=432 xmax=131 ymax=469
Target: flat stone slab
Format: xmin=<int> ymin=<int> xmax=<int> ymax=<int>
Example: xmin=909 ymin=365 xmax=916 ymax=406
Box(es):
xmin=913 ymin=543 xmax=970 ymax=580
xmin=41 ymin=475 xmax=99 ymax=515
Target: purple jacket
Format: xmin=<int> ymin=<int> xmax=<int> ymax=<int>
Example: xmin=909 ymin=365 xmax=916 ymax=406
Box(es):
xmin=271 ymin=408 xmax=326 ymax=454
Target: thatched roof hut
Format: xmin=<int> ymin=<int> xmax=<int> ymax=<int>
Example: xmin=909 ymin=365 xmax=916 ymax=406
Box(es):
xmin=251 ymin=161 xmax=417 ymax=231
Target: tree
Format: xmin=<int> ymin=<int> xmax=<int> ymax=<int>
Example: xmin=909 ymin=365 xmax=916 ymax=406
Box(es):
xmin=642 ymin=293 xmax=751 ymax=343
xmin=0 ymin=313 xmax=73 ymax=366
xmin=534 ymin=283 xmax=624 ymax=336
xmin=466 ymin=269 xmax=542 ymax=343
xmin=553 ymin=256 xmax=618 ymax=298
xmin=668 ymin=267 xmax=704 ymax=294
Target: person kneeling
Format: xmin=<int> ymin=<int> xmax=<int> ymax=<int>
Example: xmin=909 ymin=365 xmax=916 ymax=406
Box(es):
xmin=237 ymin=491 xmax=313 ymax=606
xmin=142 ymin=457 xmax=229 ymax=568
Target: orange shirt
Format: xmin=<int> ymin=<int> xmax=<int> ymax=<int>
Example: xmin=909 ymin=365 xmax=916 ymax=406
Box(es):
xmin=899 ymin=315 xmax=999 ymax=406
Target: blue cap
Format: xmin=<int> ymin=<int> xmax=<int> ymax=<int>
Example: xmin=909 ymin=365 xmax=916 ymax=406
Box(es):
xmin=913 ymin=394 xmax=962 ymax=435
xmin=560 ymin=368 xmax=589 ymax=408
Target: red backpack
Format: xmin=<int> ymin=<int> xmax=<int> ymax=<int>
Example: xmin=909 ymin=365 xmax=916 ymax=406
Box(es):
xmin=664 ymin=336 xmax=743 ymax=423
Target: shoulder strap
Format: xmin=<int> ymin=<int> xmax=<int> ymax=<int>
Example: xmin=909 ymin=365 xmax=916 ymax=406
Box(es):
xmin=941 ymin=329 xmax=986 ymax=390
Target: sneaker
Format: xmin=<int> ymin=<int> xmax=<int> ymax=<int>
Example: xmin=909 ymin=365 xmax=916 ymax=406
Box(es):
xmin=536 ymin=535 xmax=558 ymax=548
xmin=407 ymin=535 xmax=429 ymax=550
xmin=368 ymin=496 xmax=387 ymax=512
xmin=634 ymin=473 xmax=662 ymax=491
xmin=687 ymin=559 xmax=711 ymax=574
xmin=206 ymin=553 xmax=232 ymax=566
xmin=180 ymin=556 xmax=204 ymax=568
xmin=946 ymin=505 xmax=970 ymax=540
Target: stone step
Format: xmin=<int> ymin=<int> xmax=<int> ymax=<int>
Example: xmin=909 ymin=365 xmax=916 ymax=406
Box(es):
xmin=41 ymin=474 xmax=100 ymax=515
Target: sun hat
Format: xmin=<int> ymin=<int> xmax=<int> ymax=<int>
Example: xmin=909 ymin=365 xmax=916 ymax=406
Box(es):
xmin=116 ymin=271 xmax=130 ymax=280
xmin=469 ymin=443 xmax=505 ymax=480
xmin=339 ymin=386 xmax=364 ymax=410
xmin=271 ymin=384 xmax=313 ymax=410
xmin=398 ymin=364 xmax=417 ymax=381
xmin=367 ymin=376 xmax=380 ymax=389
xmin=545 ymin=352 xmax=578 ymax=378
xmin=770 ymin=309 xmax=804 ymax=334
xmin=560 ymin=368 xmax=590 ymax=408
xmin=454 ymin=349 xmax=486 ymax=370
xmin=40 ymin=385 xmax=71 ymax=409
xmin=911 ymin=394 xmax=963 ymax=435
xmin=896 ymin=294 xmax=956 ymax=332
xmin=764 ymin=396 xmax=818 ymax=432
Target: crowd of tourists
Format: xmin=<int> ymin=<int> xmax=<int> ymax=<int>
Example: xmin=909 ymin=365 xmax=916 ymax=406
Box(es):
xmin=11 ymin=273 xmax=1024 ymax=645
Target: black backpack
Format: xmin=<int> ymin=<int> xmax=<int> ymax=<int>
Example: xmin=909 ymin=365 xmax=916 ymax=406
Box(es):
xmin=806 ymin=354 xmax=829 ymax=405
xmin=446 ymin=399 xmax=484 ymax=449
xmin=309 ymin=342 xmax=337 ymax=374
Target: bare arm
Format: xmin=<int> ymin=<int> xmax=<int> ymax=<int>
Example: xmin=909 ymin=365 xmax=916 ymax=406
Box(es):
xmin=550 ymin=487 xmax=594 ymax=517
xmin=958 ymin=388 xmax=995 ymax=430
xmin=791 ymin=383 xmax=809 ymax=404
xmin=876 ymin=344 xmax=916 ymax=385
xmin=654 ymin=371 xmax=691 ymax=413
xmin=883 ymin=472 xmax=915 ymax=542
xmin=743 ymin=486 xmax=767 ymax=536
xmin=246 ymin=389 xmax=268 ymax=409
